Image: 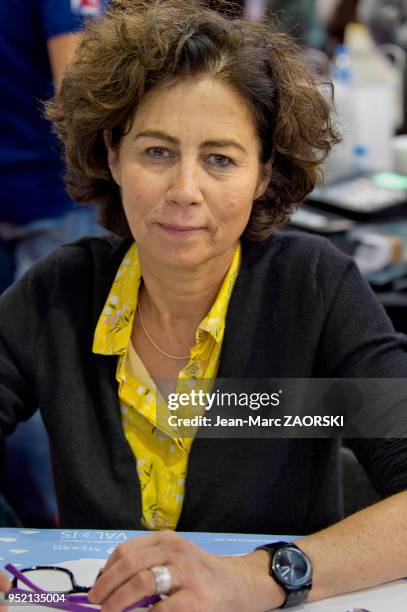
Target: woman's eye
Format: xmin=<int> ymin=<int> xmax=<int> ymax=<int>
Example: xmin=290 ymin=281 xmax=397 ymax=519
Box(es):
xmin=146 ymin=147 xmax=170 ymax=159
xmin=208 ymin=154 xmax=233 ymax=168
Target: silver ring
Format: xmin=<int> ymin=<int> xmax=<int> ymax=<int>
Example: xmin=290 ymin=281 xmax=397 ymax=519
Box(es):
xmin=150 ymin=565 xmax=172 ymax=595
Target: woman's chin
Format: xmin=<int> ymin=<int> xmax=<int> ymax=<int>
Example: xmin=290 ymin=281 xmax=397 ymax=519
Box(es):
xmin=155 ymin=250 xmax=208 ymax=269
xmin=138 ymin=234 xmax=214 ymax=269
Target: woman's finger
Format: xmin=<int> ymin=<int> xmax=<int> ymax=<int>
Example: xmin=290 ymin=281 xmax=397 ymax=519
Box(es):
xmin=92 ymin=531 xmax=184 ymax=603
xmin=102 ymin=532 xmax=162 ymax=572
xmin=0 ymin=573 xmax=11 ymax=592
xmin=152 ymin=589 xmax=195 ymax=612
xmin=0 ymin=571 xmax=12 ymax=612
xmin=89 ymin=548 xmax=173 ymax=604
xmin=96 ymin=564 xmax=180 ymax=612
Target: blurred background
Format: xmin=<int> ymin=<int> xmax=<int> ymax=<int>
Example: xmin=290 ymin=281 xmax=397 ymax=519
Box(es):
xmin=1 ymin=0 xmax=406 ymax=527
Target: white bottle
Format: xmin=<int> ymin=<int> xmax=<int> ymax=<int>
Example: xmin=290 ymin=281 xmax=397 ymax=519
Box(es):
xmin=325 ymin=27 xmax=396 ymax=182
xmin=344 ymin=22 xmax=397 ymax=171
xmin=344 ymin=22 xmax=402 ymax=128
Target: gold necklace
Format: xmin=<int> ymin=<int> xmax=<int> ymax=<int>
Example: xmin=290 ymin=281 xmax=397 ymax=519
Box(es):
xmin=137 ymin=301 xmax=190 ymax=360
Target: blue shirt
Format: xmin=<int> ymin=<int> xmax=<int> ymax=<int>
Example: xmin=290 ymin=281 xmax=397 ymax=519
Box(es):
xmin=0 ymin=0 xmax=103 ymax=224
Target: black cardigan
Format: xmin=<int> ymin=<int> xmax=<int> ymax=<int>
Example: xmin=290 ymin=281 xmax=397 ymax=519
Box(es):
xmin=0 ymin=231 xmax=406 ymax=533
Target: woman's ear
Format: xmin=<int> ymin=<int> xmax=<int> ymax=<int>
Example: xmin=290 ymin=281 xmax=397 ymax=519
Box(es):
xmin=103 ymin=129 xmax=121 ymax=186
xmin=255 ymin=159 xmax=272 ymax=199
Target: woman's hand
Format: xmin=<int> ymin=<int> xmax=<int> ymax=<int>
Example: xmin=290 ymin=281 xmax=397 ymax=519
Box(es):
xmin=88 ymin=530 xmax=285 ymax=612
xmin=0 ymin=570 xmax=11 ymax=611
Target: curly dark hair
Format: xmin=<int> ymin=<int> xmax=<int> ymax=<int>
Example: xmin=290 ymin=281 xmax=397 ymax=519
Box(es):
xmin=46 ymin=0 xmax=340 ymax=240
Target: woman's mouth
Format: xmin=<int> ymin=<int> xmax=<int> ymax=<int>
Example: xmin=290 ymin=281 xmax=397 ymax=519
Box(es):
xmin=157 ymin=222 xmax=206 ymax=236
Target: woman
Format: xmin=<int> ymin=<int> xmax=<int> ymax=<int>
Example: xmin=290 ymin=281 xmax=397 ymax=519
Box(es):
xmin=0 ymin=0 xmax=406 ymax=609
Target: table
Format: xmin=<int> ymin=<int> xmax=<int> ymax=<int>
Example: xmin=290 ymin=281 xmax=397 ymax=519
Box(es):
xmin=0 ymin=528 xmax=405 ymax=610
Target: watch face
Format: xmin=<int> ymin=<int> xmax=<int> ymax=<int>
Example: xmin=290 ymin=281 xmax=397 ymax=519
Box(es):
xmin=272 ymin=547 xmax=312 ymax=588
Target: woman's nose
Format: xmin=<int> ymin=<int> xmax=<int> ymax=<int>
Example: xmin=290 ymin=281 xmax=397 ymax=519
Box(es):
xmin=166 ymin=161 xmax=204 ymax=207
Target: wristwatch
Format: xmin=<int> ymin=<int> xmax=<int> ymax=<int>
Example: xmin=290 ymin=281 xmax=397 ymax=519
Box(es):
xmin=255 ymin=541 xmax=312 ymax=608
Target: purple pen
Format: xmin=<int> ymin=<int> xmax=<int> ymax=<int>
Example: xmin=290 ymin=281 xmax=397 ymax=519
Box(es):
xmin=69 ymin=592 xmax=161 ymax=609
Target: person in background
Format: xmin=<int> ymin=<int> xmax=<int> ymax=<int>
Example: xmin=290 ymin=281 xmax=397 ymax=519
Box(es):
xmin=0 ymin=0 xmax=105 ymax=527
xmin=0 ymin=0 xmax=105 ymax=290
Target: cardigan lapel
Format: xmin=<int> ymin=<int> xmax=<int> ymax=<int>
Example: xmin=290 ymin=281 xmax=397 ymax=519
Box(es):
xmin=217 ymin=233 xmax=283 ymax=378
xmin=178 ymin=233 xmax=284 ymax=530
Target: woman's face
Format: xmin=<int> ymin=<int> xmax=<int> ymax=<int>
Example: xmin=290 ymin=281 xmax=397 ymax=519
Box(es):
xmin=107 ymin=76 xmax=271 ymax=269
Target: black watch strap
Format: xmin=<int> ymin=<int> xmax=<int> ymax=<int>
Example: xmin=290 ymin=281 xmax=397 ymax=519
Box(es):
xmin=255 ymin=541 xmax=312 ymax=609
xmin=279 ymin=586 xmax=310 ymax=609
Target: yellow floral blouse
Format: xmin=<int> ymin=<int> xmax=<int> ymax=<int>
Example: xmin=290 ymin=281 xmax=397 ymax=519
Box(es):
xmin=93 ymin=242 xmax=241 ymax=530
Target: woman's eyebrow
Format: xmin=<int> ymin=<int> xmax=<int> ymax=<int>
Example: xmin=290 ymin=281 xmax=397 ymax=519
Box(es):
xmin=200 ymin=139 xmax=247 ymax=155
xmin=134 ymin=130 xmax=247 ymax=154
xmin=134 ymin=130 xmax=179 ymax=144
